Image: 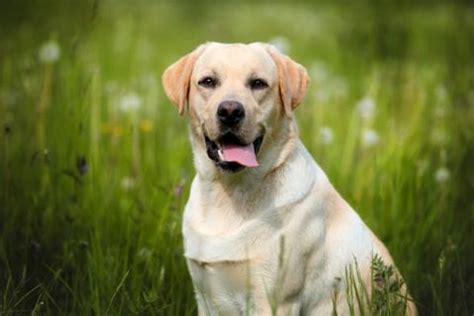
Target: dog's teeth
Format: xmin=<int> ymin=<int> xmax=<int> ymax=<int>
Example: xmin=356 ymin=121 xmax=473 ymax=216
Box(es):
xmin=218 ymin=149 xmax=224 ymax=160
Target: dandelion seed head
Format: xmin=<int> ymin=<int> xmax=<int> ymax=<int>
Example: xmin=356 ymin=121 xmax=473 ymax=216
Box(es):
xmin=38 ymin=40 xmax=61 ymax=64
xmin=120 ymin=177 xmax=136 ymax=191
xmin=362 ymin=129 xmax=380 ymax=147
xmin=319 ymin=126 xmax=334 ymax=145
xmin=435 ymin=167 xmax=450 ymax=183
xmin=137 ymin=247 xmax=152 ymax=259
xmin=119 ymin=92 xmax=142 ymax=113
xmin=357 ymin=97 xmax=376 ymax=120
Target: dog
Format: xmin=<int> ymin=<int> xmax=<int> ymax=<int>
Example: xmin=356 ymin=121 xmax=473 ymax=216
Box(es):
xmin=162 ymin=42 xmax=416 ymax=315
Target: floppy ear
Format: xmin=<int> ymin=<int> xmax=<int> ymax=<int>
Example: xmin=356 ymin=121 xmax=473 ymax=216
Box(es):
xmin=266 ymin=45 xmax=309 ymax=116
xmin=162 ymin=45 xmax=205 ymax=115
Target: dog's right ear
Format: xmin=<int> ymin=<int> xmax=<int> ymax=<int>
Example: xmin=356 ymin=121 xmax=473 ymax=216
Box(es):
xmin=162 ymin=45 xmax=205 ymax=115
xmin=265 ymin=45 xmax=309 ymax=117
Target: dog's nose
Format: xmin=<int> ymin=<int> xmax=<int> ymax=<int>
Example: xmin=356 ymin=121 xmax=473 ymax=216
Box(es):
xmin=217 ymin=101 xmax=245 ymax=127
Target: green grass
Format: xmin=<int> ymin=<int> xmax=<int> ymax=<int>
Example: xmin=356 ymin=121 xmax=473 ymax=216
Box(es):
xmin=1 ymin=1 xmax=473 ymax=315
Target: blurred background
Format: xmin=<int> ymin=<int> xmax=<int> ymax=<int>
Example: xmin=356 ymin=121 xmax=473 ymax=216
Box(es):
xmin=0 ymin=0 xmax=473 ymax=314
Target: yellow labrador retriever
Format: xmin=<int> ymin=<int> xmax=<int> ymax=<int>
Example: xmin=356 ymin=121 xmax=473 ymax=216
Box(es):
xmin=162 ymin=42 xmax=416 ymax=315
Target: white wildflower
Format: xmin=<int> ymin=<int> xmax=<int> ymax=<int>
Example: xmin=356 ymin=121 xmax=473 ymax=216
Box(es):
xmin=357 ymin=97 xmax=376 ymax=121
xmin=120 ymin=177 xmax=136 ymax=191
xmin=362 ymin=129 xmax=380 ymax=147
xmin=269 ymin=36 xmax=290 ymax=54
xmin=319 ymin=127 xmax=334 ymax=145
xmin=137 ymin=247 xmax=152 ymax=259
xmin=38 ymin=40 xmax=61 ymax=64
xmin=119 ymin=92 xmax=142 ymax=112
xmin=435 ymin=167 xmax=450 ymax=183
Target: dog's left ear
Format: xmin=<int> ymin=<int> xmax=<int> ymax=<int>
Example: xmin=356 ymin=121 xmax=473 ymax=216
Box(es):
xmin=266 ymin=45 xmax=309 ymax=116
xmin=162 ymin=45 xmax=206 ymax=115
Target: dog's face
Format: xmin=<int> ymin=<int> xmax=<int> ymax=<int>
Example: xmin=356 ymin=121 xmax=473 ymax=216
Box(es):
xmin=162 ymin=42 xmax=309 ymax=173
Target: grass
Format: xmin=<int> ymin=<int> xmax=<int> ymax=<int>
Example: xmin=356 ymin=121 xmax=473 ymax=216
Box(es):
xmin=0 ymin=1 xmax=473 ymax=315
xmin=341 ymin=255 xmax=411 ymax=316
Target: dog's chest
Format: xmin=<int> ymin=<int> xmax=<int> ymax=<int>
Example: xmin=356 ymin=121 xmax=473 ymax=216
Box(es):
xmin=183 ymin=205 xmax=286 ymax=313
xmin=186 ymin=251 xmax=287 ymax=315
xmin=187 ymin=258 xmax=254 ymax=308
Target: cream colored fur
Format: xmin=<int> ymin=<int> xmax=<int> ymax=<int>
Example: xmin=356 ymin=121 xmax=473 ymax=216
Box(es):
xmin=162 ymin=42 xmax=416 ymax=315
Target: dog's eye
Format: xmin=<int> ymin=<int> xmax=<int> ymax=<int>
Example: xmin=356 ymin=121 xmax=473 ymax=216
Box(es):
xmin=198 ymin=77 xmax=217 ymax=88
xmin=249 ymin=78 xmax=268 ymax=90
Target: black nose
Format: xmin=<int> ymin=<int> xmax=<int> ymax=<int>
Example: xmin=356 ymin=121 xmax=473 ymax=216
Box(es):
xmin=217 ymin=101 xmax=245 ymax=127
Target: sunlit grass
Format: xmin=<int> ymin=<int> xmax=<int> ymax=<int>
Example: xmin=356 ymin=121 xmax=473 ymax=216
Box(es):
xmin=0 ymin=1 xmax=473 ymax=315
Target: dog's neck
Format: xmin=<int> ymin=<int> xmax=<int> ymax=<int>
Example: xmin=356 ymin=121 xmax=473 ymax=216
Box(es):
xmin=184 ymin=118 xmax=324 ymax=240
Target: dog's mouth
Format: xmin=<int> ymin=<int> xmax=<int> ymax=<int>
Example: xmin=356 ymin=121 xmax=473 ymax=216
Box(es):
xmin=205 ymin=133 xmax=264 ymax=172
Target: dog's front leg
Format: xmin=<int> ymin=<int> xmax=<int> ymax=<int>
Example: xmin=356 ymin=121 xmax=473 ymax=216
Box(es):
xmin=194 ymin=290 xmax=209 ymax=316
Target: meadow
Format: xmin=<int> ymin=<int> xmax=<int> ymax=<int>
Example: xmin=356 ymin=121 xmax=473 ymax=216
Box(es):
xmin=0 ymin=1 xmax=473 ymax=315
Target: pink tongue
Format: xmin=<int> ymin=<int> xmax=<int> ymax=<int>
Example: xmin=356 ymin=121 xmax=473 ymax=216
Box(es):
xmin=221 ymin=143 xmax=259 ymax=167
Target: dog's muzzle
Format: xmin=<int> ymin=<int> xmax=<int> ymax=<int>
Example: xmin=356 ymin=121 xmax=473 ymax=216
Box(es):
xmin=205 ymin=133 xmax=264 ymax=172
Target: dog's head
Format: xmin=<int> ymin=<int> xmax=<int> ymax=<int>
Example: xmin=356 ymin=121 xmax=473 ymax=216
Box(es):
xmin=162 ymin=42 xmax=309 ymax=174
